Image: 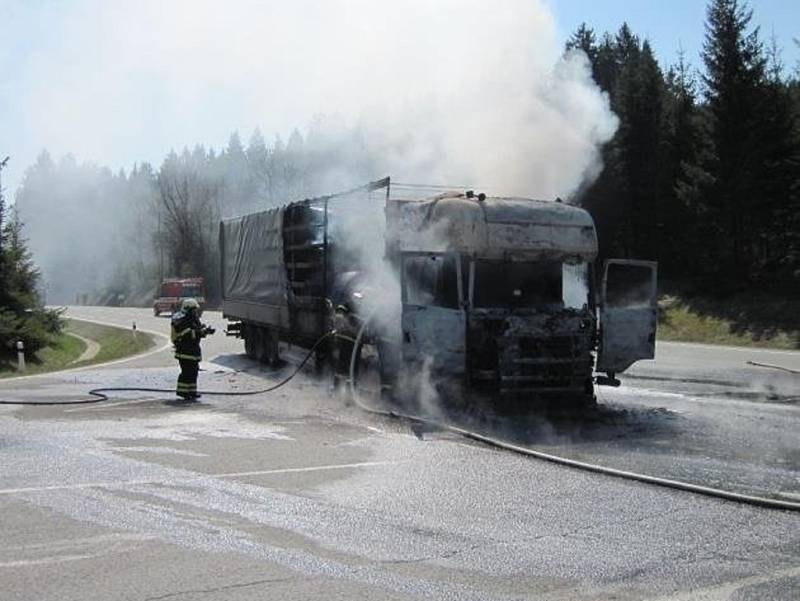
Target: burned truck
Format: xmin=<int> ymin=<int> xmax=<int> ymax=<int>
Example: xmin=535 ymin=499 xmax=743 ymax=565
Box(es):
xmin=220 ymin=177 xmax=657 ymax=407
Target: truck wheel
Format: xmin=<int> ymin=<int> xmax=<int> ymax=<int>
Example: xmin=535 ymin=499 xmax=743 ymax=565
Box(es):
xmin=259 ymin=328 xmax=280 ymax=366
xmin=313 ymin=343 xmax=329 ymax=376
xmin=244 ymin=326 xmax=258 ymax=360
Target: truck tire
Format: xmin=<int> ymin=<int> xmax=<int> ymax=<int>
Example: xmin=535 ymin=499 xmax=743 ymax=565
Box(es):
xmin=244 ymin=325 xmax=258 ymax=360
xmin=259 ymin=327 xmax=280 ymax=366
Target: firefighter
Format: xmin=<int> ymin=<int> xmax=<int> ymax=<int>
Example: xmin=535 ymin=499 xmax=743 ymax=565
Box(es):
xmin=171 ymin=298 xmax=214 ymax=400
xmin=332 ymin=301 xmax=361 ymax=389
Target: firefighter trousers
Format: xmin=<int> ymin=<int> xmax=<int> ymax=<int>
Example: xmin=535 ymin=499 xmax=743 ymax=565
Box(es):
xmin=176 ymin=359 xmax=199 ymax=399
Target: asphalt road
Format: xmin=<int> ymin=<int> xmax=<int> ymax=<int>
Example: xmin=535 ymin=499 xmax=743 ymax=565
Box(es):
xmin=0 ymin=306 xmax=798 ymax=600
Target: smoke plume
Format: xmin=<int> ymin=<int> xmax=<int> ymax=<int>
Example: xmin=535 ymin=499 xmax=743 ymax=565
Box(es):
xmin=14 ymin=0 xmax=615 ymax=198
xmin=10 ymin=0 xmax=617 ymax=302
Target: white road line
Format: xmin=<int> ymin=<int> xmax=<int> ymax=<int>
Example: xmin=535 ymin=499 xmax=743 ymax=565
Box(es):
xmin=0 ymin=460 xmax=399 ymax=496
xmin=0 ymin=552 xmax=115 ymax=568
xmin=62 ymin=398 xmax=163 ymax=413
xmin=0 ymin=534 xmax=156 ymax=568
xmin=213 ymin=460 xmax=399 ymax=479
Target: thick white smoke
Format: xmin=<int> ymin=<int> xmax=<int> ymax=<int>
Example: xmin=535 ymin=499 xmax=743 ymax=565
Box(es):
xmin=13 ymin=0 xmax=616 ymax=199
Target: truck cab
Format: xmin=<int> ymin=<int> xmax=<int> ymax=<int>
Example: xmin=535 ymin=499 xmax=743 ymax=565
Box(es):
xmin=385 ymin=192 xmax=657 ymax=406
xmin=153 ymin=277 xmax=206 ymax=316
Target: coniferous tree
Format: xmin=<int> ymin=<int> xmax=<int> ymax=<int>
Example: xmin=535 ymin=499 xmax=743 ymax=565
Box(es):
xmin=702 ymin=0 xmax=768 ymax=279
xmin=593 ymin=33 xmax=620 ymax=96
xmin=664 ymin=52 xmax=714 ymax=275
xmin=566 ymin=24 xmax=599 ymax=83
xmin=0 ymin=195 xmax=62 ymax=359
xmin=616 ymin=40 xmax=664 ymax=259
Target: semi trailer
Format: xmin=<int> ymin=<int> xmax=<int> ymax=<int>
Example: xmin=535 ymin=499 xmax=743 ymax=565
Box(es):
xmin=220 ymin=177 xmax=657 ymax=407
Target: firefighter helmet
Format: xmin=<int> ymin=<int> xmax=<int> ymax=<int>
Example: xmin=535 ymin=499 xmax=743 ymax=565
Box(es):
xmin=181 ymin=298 xmax=200 ymax=312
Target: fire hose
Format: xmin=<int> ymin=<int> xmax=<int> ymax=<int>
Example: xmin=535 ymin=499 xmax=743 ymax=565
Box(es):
xmin=346 ymin=313 xmax=800 ymax=513
xmin=1 ymin=323 xmax=797 ymax=511
xmin=0 ymin=332 xmax=336 ymax=406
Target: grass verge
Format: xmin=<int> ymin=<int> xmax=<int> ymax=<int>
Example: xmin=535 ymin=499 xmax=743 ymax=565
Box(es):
xmin=658 ymin=295 xmax=799 ymax=350
xmin=66 ymin=319 xmax=156 ymax=366
xmin=0 ymin=319 xmax=156 ymax=378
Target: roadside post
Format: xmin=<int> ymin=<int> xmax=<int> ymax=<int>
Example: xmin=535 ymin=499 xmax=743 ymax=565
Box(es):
xmin=132 ymin=321 xmax=138 ymax=339
xmin=16 ymin=340 xmax=25 ymax=372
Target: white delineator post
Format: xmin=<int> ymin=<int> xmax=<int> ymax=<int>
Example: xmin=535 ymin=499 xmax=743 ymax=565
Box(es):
xmin=132 ymin=321 xmax=137 ymax=339
xmin=16 ymin=340 xmax=25 ymax=372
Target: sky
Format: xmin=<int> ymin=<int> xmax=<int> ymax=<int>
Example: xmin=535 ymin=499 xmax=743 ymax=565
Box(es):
xmin=1 ymin=0 xmax=798 ymax=198
xmin=548 ymin=0 xmax=799 ymax=73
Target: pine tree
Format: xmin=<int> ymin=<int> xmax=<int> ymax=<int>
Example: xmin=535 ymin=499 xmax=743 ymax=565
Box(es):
xmin=566 ymin=24 xmax=600 ymax=83
xmin=246 ymin=128 xmax=270 ymax=199
xmin=664 ymin=52 xmax=715 ymax=276
xmin=0 ymin=202 xmax=62 ymax=359
xmin=757 ymin=45 xmax=800 ymax=289
xmin=593 ymin=33 xmax=619 ymax=96
xmin=616 ymin=40 xmax=664 ymax=259
xmin=702 ymin=0 xmax=768 ymax=279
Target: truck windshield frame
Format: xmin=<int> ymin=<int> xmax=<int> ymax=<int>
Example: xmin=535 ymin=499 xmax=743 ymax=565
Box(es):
xmin=401 ymin=252 xmax=463 ymax=310
xmin=470 ymin=259 xmax=590 ymax=310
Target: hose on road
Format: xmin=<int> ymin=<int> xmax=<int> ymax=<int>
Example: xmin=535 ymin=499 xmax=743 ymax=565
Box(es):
xmin=346 ymin=313 xmax=800 ymax=513
xmin=0 ymin=332 xmax=335 ymax=407
xmin=746 ymin=360 xmax=800 ymax=375
xmin=3 ymin=322 xmax=798 ymax=512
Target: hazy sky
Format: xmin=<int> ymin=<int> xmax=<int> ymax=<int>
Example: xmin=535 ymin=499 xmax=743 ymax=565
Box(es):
xmin=1 ymin=0 xmax=798 ymax=197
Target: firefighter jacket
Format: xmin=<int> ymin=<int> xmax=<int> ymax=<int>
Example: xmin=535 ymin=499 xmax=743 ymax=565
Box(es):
xmin=171 ymin=310 xmax=208 ymax=362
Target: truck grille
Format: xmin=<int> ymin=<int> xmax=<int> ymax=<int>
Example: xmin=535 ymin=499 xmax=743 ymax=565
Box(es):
xmin=496 ymin=334 xmax=593 ymax=395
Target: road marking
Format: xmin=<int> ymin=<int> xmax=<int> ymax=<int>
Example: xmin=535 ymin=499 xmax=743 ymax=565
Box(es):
xmin=0 ymin=460 xmax=399 ymax=496
xmin=0 ymin=552 xmax=116 ymax=568
xmin=63 ymin=398 xmax=163 ymax=413
xmin=0 ymin=533 xmax=156 ymax=568
xmin=213 ymin=460 xmax=399 ymax=479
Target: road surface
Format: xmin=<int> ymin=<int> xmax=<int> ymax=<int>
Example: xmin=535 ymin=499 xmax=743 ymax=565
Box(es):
xmin=0 ymin=306 xmax=798 ymax=600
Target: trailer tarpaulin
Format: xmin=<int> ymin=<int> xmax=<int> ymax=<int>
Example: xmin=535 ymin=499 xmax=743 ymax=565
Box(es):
xmin=220 ymin=208 xmax=287 ymax=307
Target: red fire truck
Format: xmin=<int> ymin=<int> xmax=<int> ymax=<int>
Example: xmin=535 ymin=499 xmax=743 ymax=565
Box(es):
xmin=153 ymin=277 xmax=206 ymax=316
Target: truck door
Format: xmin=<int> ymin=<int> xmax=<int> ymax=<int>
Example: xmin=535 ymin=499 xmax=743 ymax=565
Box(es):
xmin=596 ymin=260 xmax=658 ymax=374
xmin=401 ymin=253 xmax=466 ymax=376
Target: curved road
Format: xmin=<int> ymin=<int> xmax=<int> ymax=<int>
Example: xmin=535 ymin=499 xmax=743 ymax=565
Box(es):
xmin=0 ymin=306 xmax=797 ymax=600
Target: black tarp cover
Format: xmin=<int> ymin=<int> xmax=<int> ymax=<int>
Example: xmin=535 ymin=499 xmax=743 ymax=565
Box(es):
xmin=220 ymin=208 xmax=288 ymax=307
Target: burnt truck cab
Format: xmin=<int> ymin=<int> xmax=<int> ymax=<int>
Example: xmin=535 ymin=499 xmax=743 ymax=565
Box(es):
xmin=385 ymin=192 xmax=657 ymax=406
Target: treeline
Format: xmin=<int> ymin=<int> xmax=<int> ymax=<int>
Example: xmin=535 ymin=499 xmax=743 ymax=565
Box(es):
xmin=15 ymin=122 xmax=375 ymax=305
xmin=0 ymin=168 xmax=61 ymax=358
xmin=569 ymin=0 xmax=800 ymax=293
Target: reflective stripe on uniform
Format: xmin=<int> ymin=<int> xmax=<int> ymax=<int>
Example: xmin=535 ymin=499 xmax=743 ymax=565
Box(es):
xmin=175 ymin=353 xmax=201 ymax=361
xmin=172 ymin=327 xmax=195 ymax=341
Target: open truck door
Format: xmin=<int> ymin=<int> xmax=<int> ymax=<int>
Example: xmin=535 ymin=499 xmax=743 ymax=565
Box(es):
xmin=597 ymin=259 xmax=658 ymax=376
xmin=401 ymin=253 xmax=466 ymax=377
